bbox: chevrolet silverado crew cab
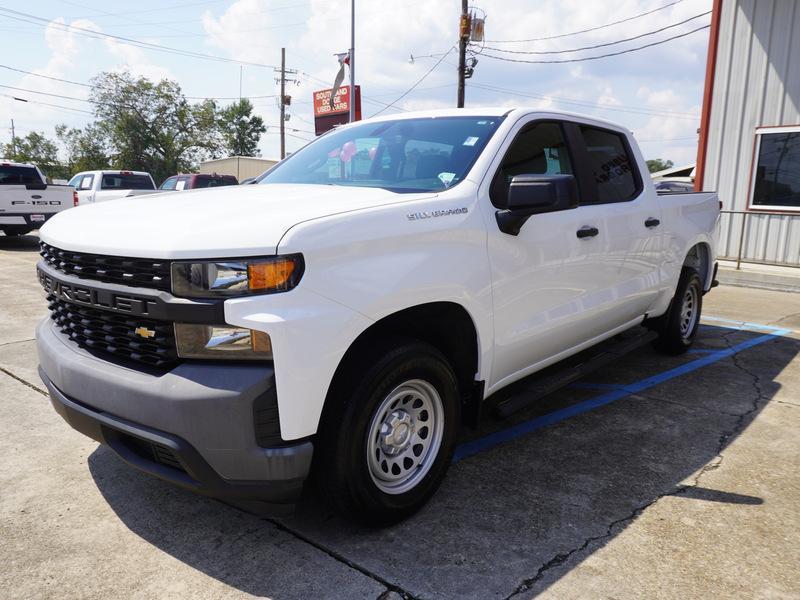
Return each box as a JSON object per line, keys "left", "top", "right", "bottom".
{"left": 68, "top": 170, "right": 158, "bottom": 205}
{"left": 1, "top": 160, "right": 76, "bottom": 236}
{"left": 35, "top": 108, "right": 719, "bottom": 524}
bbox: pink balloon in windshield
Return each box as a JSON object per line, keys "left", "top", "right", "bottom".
{"left": 340, "top": 141, "right": 357, "bottom": 163}
{"left": 328, "top": 147, "right": 341, "bottom": 158}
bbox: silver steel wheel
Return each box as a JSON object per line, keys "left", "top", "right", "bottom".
{"left": 366, "top": 379, "right": 445, "bottom": 495}
{"left": 679, "top": 283, "right": 699, "bottom": 338}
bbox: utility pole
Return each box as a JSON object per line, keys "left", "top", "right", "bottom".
{"left": 348, "top": 0, "right": 355, "bottom": 123}
{"left": 280, "top": 48, "right": 286, "bottom": 160}
{"left": 10, "top": 119, "right": 16, "bottom": 156}
{"left": 457, "top": 0, "right": 469, "bottom": 108}
{"left": 274, "top": 49, "right": 299, "bottom": 159}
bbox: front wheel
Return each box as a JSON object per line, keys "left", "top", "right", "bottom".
{"left": 651, "top": 267, "right": 704, "bottom": 355}
{"left": 316, "top": 339, "right": 460, "bottom": 526}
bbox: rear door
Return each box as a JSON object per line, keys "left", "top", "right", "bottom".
{"left": 574, "top": 124, "right": 663, "bottom": 322}
{"left": 73, "top": 173, "right": 95, "bottom": 204}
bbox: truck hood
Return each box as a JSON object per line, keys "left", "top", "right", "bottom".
{"left": 40, "top": 184, "right": 433, "bottom": 259}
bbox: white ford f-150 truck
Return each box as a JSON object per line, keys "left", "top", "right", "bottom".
{"left": 68, "top": 169, "right": 159, "bottom": 205}
{"left": 1, "top": 160, "right": 76, "bottom": 236}
{"left": 35, "top": 108, "right": 719, "bottom": 524}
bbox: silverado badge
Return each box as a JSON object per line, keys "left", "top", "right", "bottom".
{"left": 134, "top": 326, "right": 156, "bottom": 339}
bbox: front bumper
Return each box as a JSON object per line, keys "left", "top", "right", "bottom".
{"left": 37, "top": 318, "right": 313, "bottom": 504}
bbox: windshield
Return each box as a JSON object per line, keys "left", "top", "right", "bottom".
{"left": 257, "top": 116, "right": 503, "bottom": 192}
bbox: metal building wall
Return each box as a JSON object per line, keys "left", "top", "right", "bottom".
{"left": 702, "top": 0, "right": 800, "bottom": 266}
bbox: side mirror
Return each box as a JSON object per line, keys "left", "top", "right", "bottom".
{"left": 496, "top": 174, "right": 579, "bottom": 235}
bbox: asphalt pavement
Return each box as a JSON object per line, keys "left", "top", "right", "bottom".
{"left": 1, "top": 231, "right": 798, "bottom": 599}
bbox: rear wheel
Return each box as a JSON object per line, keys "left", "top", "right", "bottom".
{"left": 0, "top": 226, "right": 33, "bottom": 237}
{"left": 651, "top": 267, "right": 703, "bottom": 355}
{"left": 316, "top": 339, "right": 460, "bottom": 526}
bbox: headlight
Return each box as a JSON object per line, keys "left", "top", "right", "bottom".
{"left": 171, "top": 255, "right": 304, "bottom": 298}
{"left": 174, "top": 323, "right": 272, "bottom": 360}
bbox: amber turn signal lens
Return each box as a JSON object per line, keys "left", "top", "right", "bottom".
{"left": 248, "top": 258, "right": 296, "bottom": 291}
{"left": 250, "top": 329, "right": 272, "bottom": 353}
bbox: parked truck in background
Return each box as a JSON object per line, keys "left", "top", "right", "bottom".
{"left": 159, "top": 173, "right": 238, "bottom": 191}
{"left": 0, "top": 160, "right": 76, "bottom": 237}
{"left": 35, "top": 108, "right": 720, "bottom": 524}
{"left": 68, "top": 170, "right": 158, "bottom": 205}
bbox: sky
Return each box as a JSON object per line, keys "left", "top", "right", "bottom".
{"left": 0, "top": 0, "right": 712, "bottom": 168}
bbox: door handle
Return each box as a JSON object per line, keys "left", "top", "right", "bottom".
{"left": 644, "top": 217, "right": 661, "bottom": 228}
{"left": 576, "top": 226, "right": 599, "bottom": 239}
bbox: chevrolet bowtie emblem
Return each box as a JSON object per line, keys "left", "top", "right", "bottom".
{"left": 134, "top": 326, "right": 156, "bottom": 339}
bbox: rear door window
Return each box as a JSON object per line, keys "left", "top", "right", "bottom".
{"left": 579, "top": 126, "right": 640, "bottom": 203}
{"left": 192, "top": 176, "right": 236, "bottom": 188}
{"left": 160, "top": 176, "right": 178, "bottom": 190}
{"left": 0, "top": 165, "right": 39, "bottom": 185}
{"left": 101, "top": 174, "right": 154, "bottom": 190}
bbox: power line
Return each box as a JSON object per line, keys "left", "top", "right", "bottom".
{"left": 0, "top": 7, "right": 280, "bottom": 69}
{"left": 481, "top": 12, "right": 710, "bottom": 55}
{"left": 1, "top": 93, "right": 93, "bottom": 114}
{"left": 0, "top": 64, "right": 89, "bottom": 87}
{"left": 0, "top": 63, "right": 279, "bottom": 100}
{"left": 369, "top": 46, "right": 456, "bottom": 118}
{"left": 469, "top": 82, "right": 699, "bottom": 120}
{"left": 486, "top": 0, "right": 686, "bottom": 43}
{"left": 479, "top": 25, "right": 710, "bottom": 64}
{"left": 62, "top": 0, "right": 256, "bottom": 19}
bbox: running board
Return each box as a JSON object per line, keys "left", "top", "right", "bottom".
{"left": 494, "top": 328, "right": 659, "bottom": 418}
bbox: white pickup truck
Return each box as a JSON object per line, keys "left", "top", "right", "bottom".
{"left": 0, "top": 160, "right": 76, "bottom": 236}
{"left": 68, "top": 170, "right": 159, "bottom": 205}
{"left": 35, "top": 108, "right": 719, "bottom": 524}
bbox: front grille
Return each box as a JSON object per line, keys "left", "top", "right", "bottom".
{"left": 48, "top": 296, "right": 178, "bottom": 368}
{"left": 40, "top": 242, "right": 171, "bottom": 292}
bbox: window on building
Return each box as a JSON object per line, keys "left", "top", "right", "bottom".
{"left": 750, "top": 127, "right": 800, "bottom": 211}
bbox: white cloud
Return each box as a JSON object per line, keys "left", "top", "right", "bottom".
{"left": 1, "top": 0, "right": 714, "bottom": 162}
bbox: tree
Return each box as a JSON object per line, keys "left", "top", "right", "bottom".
{"left": 56, "top": 123, "right": 110, "bottom": 175}
{"left": 216, "top": 98, "right": 266, "bottom": 157}
{"left": 1, "top": 131, "right": 68, "bottom": 180}
{"left": 646, "top": 158, "right": 674, "bottom": 173}
{"left": 90, "top": 71, "right": 222, "bottom": 184}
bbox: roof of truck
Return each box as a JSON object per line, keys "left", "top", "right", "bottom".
{"left": 75, "top": 170, "right": 152, "bottom": 176}
{"left": 335, "top": 107, "right": 632, "bottom": 134}
{"left": 0, "top": 159, "right": 36, "bottom": 168}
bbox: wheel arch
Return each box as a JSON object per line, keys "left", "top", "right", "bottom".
{"left": 323, "top": 301, "right": 484, "bottom": 430}
{"left": 682, "top": 240, "right": 713, "bottom": 290}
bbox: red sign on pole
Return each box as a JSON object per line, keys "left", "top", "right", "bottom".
{"left": 313, "top": 86, "right": 361, "bottom": 135}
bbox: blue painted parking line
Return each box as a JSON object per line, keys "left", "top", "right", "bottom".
{"left": 702, "top": 315, "right": 788, "bottom": 333}
{"left": 453, "top": 319, "right": 792, "bottom": 463}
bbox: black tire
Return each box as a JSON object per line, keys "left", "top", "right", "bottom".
{"left": 1, "top": 226, "right": 33, "bottom": 237}
{"left": 315, "top": 338, "right": 460, "bottom": 526}
{"left": 651, "top": 267, "right": 703, "bottom": 355}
